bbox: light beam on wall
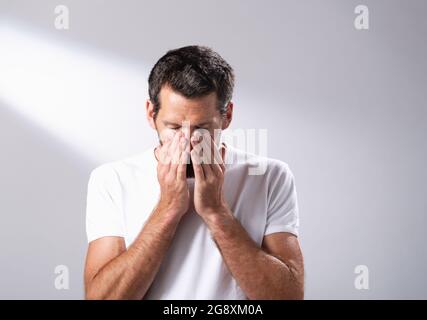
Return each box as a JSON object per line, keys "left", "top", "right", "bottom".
{"left": 0, "top": 22, "right": 155, "bottom": 164}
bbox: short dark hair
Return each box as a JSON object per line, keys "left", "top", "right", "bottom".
{"left": 148, "top": 45, "right": 235, "bottom": 118}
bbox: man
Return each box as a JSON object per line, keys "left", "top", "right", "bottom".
{"left": 84, "top": 46, "right": 304, "bottom": 300}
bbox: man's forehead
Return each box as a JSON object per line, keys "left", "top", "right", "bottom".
{"left": 159, "top": 85, "right": 218, "bottom": 108}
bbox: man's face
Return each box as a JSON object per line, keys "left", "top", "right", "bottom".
{"left": 150, "top": 85, "right": 227, "bottom": 147}
{"left": 146, "top": 85, "right": 232, "bottom": 177}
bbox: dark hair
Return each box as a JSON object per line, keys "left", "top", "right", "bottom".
{"left": 148, "top": 45, "right": 235, "bottom": 118}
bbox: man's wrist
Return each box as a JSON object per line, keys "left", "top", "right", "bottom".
{"left": 155, "top": 200, "right": 185, "bottom": 224}
{"left": 201, "top": 204, "right": 234, "bottom": 228}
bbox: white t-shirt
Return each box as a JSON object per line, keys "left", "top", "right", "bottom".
{"left": 86, "top": 144, "right": 299, "bottom": 299}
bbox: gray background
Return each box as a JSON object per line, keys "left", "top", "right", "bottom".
{"left": 0, "top": 0, "right": 426, "bottom": 299}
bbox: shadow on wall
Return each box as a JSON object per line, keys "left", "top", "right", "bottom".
{"left": 0, "top": 101, "right": 91, "bottom": 299}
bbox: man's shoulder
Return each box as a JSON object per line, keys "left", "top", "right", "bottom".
{"left": 89, "top": 147, "right": 155, "bottom": 181}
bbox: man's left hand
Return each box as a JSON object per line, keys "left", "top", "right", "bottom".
{"left": 190, "top": 133, "right": 230, "bottom": 221}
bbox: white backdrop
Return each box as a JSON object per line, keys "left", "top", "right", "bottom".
{"left": 0, "top": 0, "right": 426, "bottom": 299}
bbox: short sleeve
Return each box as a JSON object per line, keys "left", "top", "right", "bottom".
{"left": 264, "top": 162, "right": 300, "bottom": 237}
{"left": 85, "top": 165, "right": 126, "bottom": 243}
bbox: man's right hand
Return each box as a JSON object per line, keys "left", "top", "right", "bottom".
{"left": 85, "top": 130, "right": 191, "bottom": 299}
{"left": 156, "top": 131, "right": 190, "bottom": 218}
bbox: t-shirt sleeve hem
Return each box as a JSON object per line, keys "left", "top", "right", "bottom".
{"left": 264, "top": 225, "right": 299, "bottom": 237}
{"left": 87, "top": 232, "right": 126, "bottom": 243}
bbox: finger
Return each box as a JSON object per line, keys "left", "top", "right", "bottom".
{"left": 158, "top": 139, "right": 173, "bottom": 165}
{"left": 191, "top": 148, "right": 204, "bottom": 180}
{"left": 210, "top": 162, "right": 222, "bottom": 177}
{"left": 169, "top": 140, "right": 183, "bottom": 178}
{"left": 198, "top": 134, "right": 216, "bottom": 177}
{"left": 180, "top": 132, "right": 190, "bottom": 154}
{"left": 191, "top": 135, "right": 212, "bottom": 177}
{"left": 192, "top": 129, "right": 204, "bottom": 145}
{"left": 170, "top": 131, "right": 182, "bottom": 165}
{"left": 177, "top": 137, "right": 189, "bottom": 180}
{"left": 200, "top": 146, "right": 214, "bottom": 178}
{"left": 184, "top": 132, "right": 191, "bottom": 155}
{"left": 190, "top": 135, "right": 199, "bottom": 151}
{"left": 177, "top": 150, "right": 189, "bottom": 180}
{"left": 210, "top": 137, "right": 224, "bottom": 170}
{"left": 210, "top": 139, "right": 224, "bottom": 176}
{"left": 218, "top": 145, "right": 226, "bottom": 172}
{"left": 195, "top": 132, "right": 212, "bottom": 165}
{"left": 202, "top": 162, "right": 213, "bottom": 178}
{"left": 190, "top": 134, "right": 204, "bottom": 159}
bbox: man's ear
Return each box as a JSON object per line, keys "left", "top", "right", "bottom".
{"left": 146, "top": 99, "right": 157, "bottom": 130}
{"left": 221, "top": 101, "right": 233, "bottom": 130}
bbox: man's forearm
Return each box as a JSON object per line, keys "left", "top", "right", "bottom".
{"left": 203, "top": 209, "right": 303, "bottom": 300}
{"left": 86, "top": 205, "right": 181, "bottom": 300}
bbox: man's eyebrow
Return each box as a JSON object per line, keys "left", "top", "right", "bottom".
{"left": 194, "top": 122, "right": 211, "bottom": 127}
{"left": 163, "top": 120, "right": 181, "bottom": 126}
{"left": 163, "top": 120, "right": 211, "bottom": 127}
